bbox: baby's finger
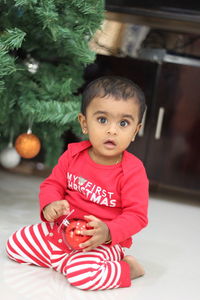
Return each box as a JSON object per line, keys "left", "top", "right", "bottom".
{"left": 56, "top": 207, "right": 66, "bottom": 216}
{"left": 45, "top": 213, "right": 55, "bottom": 222}
{"left": 84, "top": 215, "right": 99, "bottom": 223}
{"left": 82, "top": 241, "right": 100, "bottom": 252}
{"left": 86, "top": 221, "right": 98, "bottom": 229}
{"left": 76, "top": 229, "right": 95, "bottom": 236}
{"left": 82, "top": 245, "right": 95, "bottom": 252}
{"left": 79, "top": 239, "right": 96, "bottom": 251}
{"left": 60, "top": 202, "right": 69, "bottom": 211}
{"left": 48, "top": 217, "right": 55, "bottom": 222}
{"left": 63, "top": 200, "right": 70, "bottom": 209}
{"left": 59, "top": 203, "right": 70, "bottom": 215}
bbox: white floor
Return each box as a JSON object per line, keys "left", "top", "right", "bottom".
{"left": 0, "top": 169, "right": 200, "bottom": 300}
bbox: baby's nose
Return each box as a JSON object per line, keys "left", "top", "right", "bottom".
{"left": 106, "top": 123, "right": 117, "bottom": 135}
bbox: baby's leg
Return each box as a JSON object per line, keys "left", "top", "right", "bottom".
{"left": 6, "top": 222, "right": 52, "bottom": 268}
{"left": 63, "top": 244, "right": 131, "bottom": 290}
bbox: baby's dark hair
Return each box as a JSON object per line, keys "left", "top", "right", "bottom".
{"left": 81, "top": 76, "right": 146, "bottom": 123}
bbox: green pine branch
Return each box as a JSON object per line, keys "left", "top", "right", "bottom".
{"left": 1, "top": 28, "right": 26, "bottom": 51}
{"left": 0, "top": 46, "right": 17, "bottom": 77}
{"left": 0, "top": 0, "right": 105, "bottom": 166}
{"left": 14, "top": 0, "right": 38, "bottom": 6}
{"left": 19, "top": 97, "right": 81, "bottom": 125}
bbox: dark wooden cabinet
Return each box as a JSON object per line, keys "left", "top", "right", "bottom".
{"left": 143, "top": 61, "right": 200, "bottom": 192}
{"left": 85, "top": 54, "right": 200, "bottom": 193}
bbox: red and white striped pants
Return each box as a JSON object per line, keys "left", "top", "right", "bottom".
{"left": 6, "top": 222, "right": 131, "bottom": 290}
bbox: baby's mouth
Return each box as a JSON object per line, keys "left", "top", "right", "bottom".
{"left": 104, "top": 140, "right": 116, "bottom": 148}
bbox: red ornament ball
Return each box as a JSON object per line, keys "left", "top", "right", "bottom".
{"left": 63, "top": 219, "right": 92, "bottom": 250}
{"left": 15, "top": 133, "right": 41, "bottom": 159}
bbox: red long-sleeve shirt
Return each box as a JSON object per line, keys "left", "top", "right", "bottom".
{"left": 39, "top": 140, "right": 149, "bottom": 248}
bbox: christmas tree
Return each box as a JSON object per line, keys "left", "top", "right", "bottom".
{"left": 0, "top": 0, "right": 104, "bottom": 167}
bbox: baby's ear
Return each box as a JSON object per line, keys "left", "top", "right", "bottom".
{"left": 132, "top": 123, "right": 142, "bottom": 141}
{"left": 78, "top": 113, "right": 88, "bottom": 134}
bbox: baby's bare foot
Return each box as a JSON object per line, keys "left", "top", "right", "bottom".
{"left": 123, "top": 255, "right": 145, "bottom": 280}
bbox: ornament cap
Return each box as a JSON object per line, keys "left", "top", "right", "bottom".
{"left": 27, "top": 128, "right": 32, "bottom": 134}
{"left": 8, "top": 142, "right": 13, "bottom": 148}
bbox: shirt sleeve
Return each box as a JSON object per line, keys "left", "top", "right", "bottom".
{"left": 104, "top": 163, "right": 149, "bottom": 246}
{"left": 39, "top": 150, "right": 70, "bottom": 221}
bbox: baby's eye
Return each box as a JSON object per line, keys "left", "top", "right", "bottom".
{"left": 98, "top": 117, "right": 107, "bottom": 124}
{"left": 120, "top": 120, "right": 129, "bottom": 127}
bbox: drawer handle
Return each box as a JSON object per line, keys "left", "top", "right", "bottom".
{"left": 155, "top": 107, "right": 165, "bottom": 139}
{"left": 138, "top": 107, "right": 147, "bottom": 137}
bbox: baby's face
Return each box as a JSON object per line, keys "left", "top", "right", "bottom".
{"left": 79, "top": 95, "right": 141, "bottom": 165}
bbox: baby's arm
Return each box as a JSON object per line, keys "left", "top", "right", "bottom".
{"left": 43, "top": 199, "right": 70, "bottom": 222}
{"left": 79, "top": 162, "right": 148, "bottom": 251}
{"left": 39, "top": 150, "right": 70, "bottom": 221}
{"left": 104, "top": 163, "right": 149, "bottom": 246}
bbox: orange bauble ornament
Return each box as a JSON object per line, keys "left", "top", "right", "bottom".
{"left": 15, "top": 132, "right": 41, "bottom": 159}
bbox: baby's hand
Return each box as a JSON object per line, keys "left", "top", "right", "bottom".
{"left": 79, "top": 215, "right": 111, "bottom": 252}
{"left": 43, "top": 200, "right": 70, "bottom": 222}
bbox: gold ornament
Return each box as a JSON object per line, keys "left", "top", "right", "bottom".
{"left": 15, "top": 132, "right": 41, "bottom": 159}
